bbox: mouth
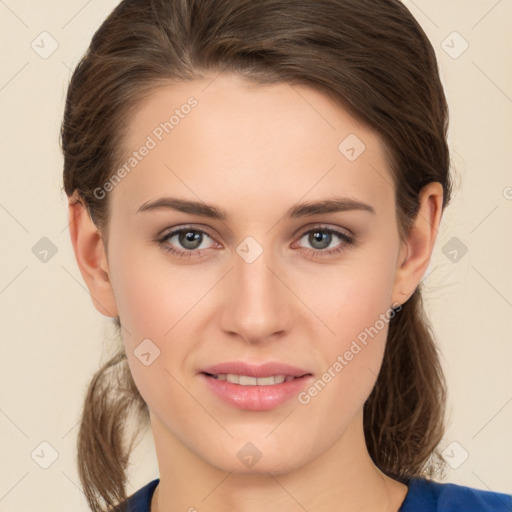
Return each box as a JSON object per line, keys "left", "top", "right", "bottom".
{"left": 201, "top": 372, "right": 310, "bottom": 385}
{"left": 199, "top": 366, "right": 314, "bottom": 411}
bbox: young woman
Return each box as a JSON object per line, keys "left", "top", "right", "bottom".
{"left": 61, "top": 0, "right": 512, "bottom": 511}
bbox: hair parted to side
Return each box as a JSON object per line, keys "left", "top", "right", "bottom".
{"left": 61, "top": 0, "right": 452, "bottom": 510}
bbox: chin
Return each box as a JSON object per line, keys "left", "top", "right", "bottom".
{"left": 224, "top": 459, "right": 303, "bottom": 476}
{"left": 201, "top": 443, "right": 310, "bottom": 476}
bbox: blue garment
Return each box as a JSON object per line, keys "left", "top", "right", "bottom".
{"left": 399, "top": 478, "right": 512, "bottom": 511}
{"left": 119, "top": 477, "right": 512, "bottom": 511}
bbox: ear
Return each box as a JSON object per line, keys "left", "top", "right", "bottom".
{"left": 67, "top": 195, "right": 118, "bottom": 317}
{"left": 391, "top": 182, "right": 444, "bottom": 306}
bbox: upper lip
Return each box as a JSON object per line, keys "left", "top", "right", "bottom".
{"left": 200, "top": 361, "right": 312, "bottom": 378}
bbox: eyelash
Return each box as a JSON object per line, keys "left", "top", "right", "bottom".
{"left": 157, "top": 225, "right": 354, "bottom": 259}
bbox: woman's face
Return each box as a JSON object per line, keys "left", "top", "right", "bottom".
{"left": 104, "top": 74, "right": 405, "bottom": 474}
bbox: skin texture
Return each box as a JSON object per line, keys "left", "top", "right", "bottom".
{"left": 68, "top": 74, "right": 443, "bottom": 512}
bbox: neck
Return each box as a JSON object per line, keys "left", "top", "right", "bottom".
{"left": 150, "top": 409, "right": 408, "bottom": 512}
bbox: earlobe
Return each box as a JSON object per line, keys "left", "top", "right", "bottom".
{"left": 391, "top": 182, "right": 444, "bottom": 305}
{"left": 68, "top": 195, "right": 118, "bottom": 317}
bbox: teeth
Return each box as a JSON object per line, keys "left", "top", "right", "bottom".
{"left": 239, "top": 375, "right": 258, "bottom": 385}
{"left": 212, "top": 374, "right": 296, "bottom": 385}
{"left": 226, "top": 374, "right": 240, "bottom": 384}
{"left": 256, "top": 376, "right": 279, "bottom": 385}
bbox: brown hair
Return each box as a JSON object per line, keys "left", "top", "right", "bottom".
{"left": 61, "top": 0, "right": 451, "bottom": 510}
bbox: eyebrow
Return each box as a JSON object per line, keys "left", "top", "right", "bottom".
{"left": 136, "top": 196, "right": 375, "bottom": 219}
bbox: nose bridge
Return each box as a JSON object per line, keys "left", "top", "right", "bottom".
{"left": 220, "top": 239, "right": 289, "bottom": 342}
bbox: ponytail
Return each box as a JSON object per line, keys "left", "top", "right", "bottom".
{"left": 364, "top": 288, "right": 447, "bottom": 482}
{"left": 76, "top": 332, "right": 148, "bottom": 512}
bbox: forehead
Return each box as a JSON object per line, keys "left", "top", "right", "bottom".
{"left": 112, "top": 74, "right": 394, "bottom": 218}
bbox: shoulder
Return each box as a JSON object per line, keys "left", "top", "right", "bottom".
{"left": 116, "top": 478, "right": 159, "bottom": 512}
{"left": 399, "top": 477, "right": 512, "bottom": 512}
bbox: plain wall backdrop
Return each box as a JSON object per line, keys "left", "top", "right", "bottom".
{"left": 1, "top": 1, "right": 511, "bottom": 510}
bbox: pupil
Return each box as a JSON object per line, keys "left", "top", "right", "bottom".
{"left": 310, "top": 231, "right": 330, "bottom": 250}
{"left": 180, "top": 230, "right": 202, "bottom": 249}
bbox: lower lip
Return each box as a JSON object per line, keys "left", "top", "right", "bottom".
{"left": 200, "top": 373, "right": 313, "bottom": 411}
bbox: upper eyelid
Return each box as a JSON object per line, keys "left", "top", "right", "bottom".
{"left": 160, "top": 225, "right": 216, "bottom": 241}
{"left": 296, "top": 224, "right": 353, "bottom": 238}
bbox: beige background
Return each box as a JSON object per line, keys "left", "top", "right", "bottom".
{"left": 1, "top": 1, "right": 511, "bottom": 510}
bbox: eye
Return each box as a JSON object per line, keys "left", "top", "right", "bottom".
{"left": 293, "top": 226, "right": 354, "bottom": 257}
{"left": 157, "top": 227, "right": 219, "bottom": 258}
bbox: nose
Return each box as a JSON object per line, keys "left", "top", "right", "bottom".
{"left": 218, "top": 244, "right": 293, "bottom": 345}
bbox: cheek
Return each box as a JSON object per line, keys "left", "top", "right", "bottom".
{"left": 108, "top": 241, "right": 212, "bottom": 340}
{"left": 297, "top": 242, "right": 398, "bottom": 342}
{"left": 295, "top": 242, "right": 398, "bottom": 410}
{"left": 107, "top": 244, "right": 219, "bottom": 411}
{"left": 297, "top": 295, "right": 392, "bottom": 432}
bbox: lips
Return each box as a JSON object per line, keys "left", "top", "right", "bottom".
{"left": 200, "top": 361, "right": 311, "bottom": 379}
{"left": 198, "top": 361, "right": 313, "bottom": 410}
{"left": 206, "top": 374, "right": 297, "bottom": 385}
